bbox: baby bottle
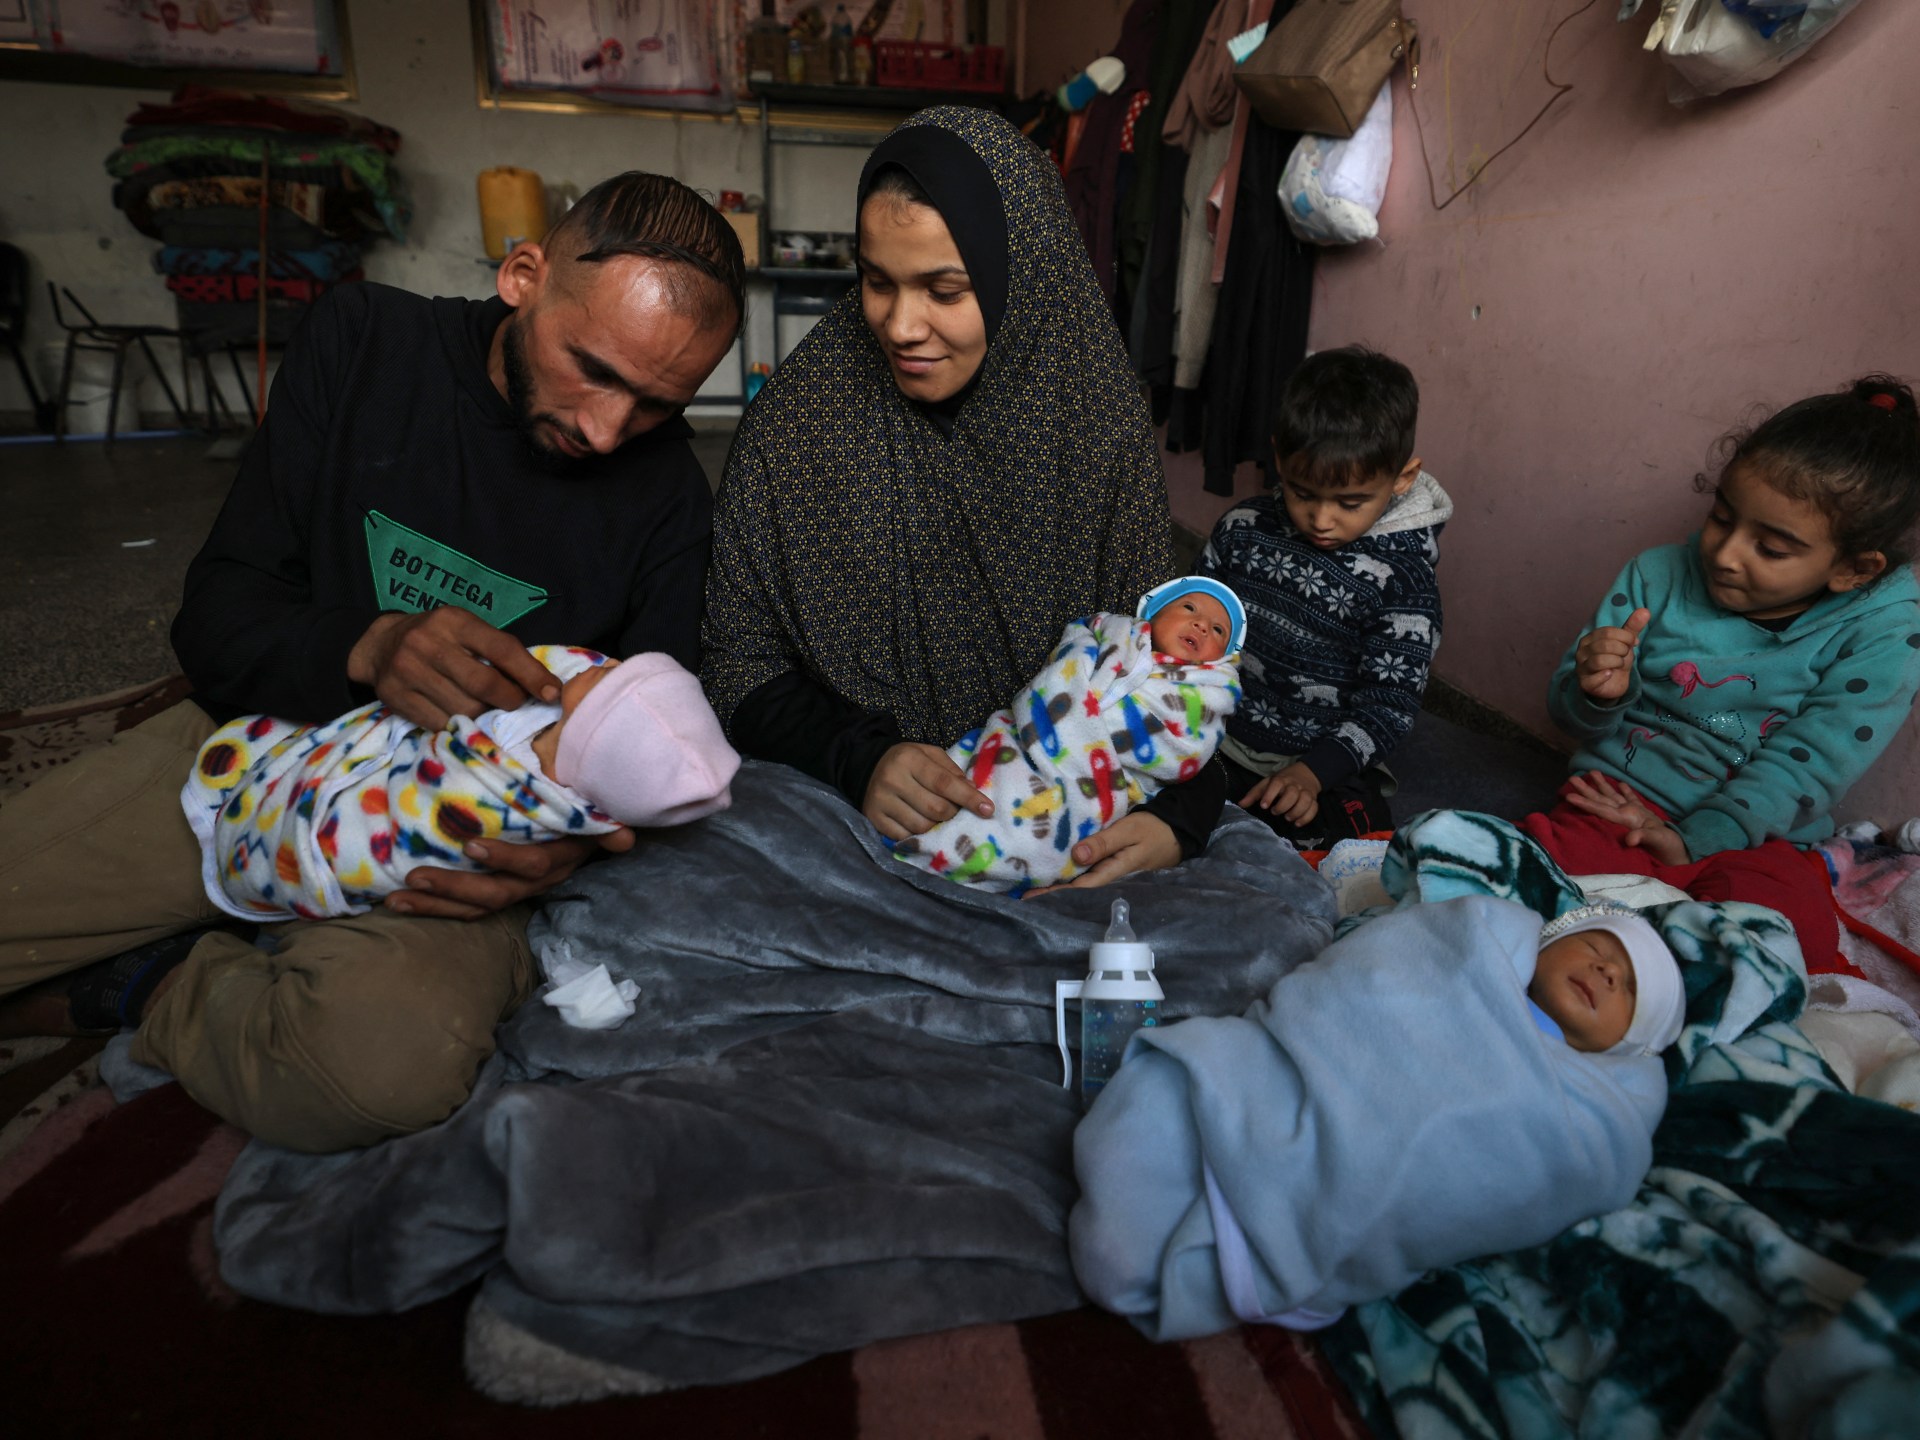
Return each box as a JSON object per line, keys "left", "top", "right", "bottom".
{"left": 1055, "top": 898, "right": 1162, "bottom": 1103}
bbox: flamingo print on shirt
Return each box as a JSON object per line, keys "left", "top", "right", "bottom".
{"left": 1669, "top": 661, "right": 1756, "bottom": 698}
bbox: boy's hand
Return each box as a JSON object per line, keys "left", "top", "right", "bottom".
{"left": 1562, "top": 770, "right": 1691, "bottom": 867}
{"left": 1574, "top": 608, "right": 1650, "bottom": 703}
{"left": 1240, "top": 761, "right": 1322, "bottom": 827}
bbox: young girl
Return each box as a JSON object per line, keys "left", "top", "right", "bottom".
{"left": 1525, "top": 376, "right": 1920, "bottom": 975}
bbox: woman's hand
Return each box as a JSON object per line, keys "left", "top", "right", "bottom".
{"left": 386, "top": 830, "right": 636, "bottom": 919}
{"left": 1562, "top": 770, "right": 1691, "bottom": 867}
{"left": 863, "top": 742, "right": 993, "bottom": 841}
{"left": 1574, "top": 608, "right": 1650, "bottom": 703}
{"left": 1026, "top": 812, "right": 1183, "bottom": 897}
{"left": 1239, "top": 761, "right": 1322, "bottom": 826}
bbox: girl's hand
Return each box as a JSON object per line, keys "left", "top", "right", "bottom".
{"left": 1025, "top": 812, "right": 1183, "bottom": 897}
{"left": 1574, "top": 608, "right": 1651, "bottom": 702}
{"left": 1562, "top": 770, "right": 1691, "bottom": 867}
{"left": 863, "top": 742, "right": 993, "bottom": 841}
{"left": 1239, "top": 761, "right": 1322, "bottom": 826}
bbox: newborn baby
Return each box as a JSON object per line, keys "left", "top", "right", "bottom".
{"left": 1070, "top": 894, "right": 1686, "bottom": 1342}
{"left": 891, "top": 577, "right": 1245, "bottom": 894}
{"left": 183, "top": 646, "right": 739, "bottom": 921}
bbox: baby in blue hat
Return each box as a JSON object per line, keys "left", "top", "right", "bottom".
{"left": 890, "top": 579, "right": 1246, "bottom": 895}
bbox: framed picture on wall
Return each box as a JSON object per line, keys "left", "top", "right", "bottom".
{"left": 476, "top": 0, "right": 733, "bottom": 114}
{"left": 0, "top": 0, "right": 353, "bottom": 97}
{"left": 0, "top": 0, "right": 38, "bottom": 47}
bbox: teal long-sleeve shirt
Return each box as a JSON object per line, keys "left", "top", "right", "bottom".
{"left": 1547, "top": 541, "right": 1920, "bottom": 859}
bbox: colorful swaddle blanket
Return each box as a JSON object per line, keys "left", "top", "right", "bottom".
{"left": 891, "top": 613, "right": 1240, "bottom": 894}
{"left": 182, "top": 645, "right": 620, "bottom": 921}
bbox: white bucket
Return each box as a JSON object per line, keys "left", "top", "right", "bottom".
{"left": 38, "top": 341, "right": 144, "bottom": 435}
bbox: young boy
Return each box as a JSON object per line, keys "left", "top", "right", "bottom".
{"left": 1195, "top": 346, "right": 1452, "bottom": 847}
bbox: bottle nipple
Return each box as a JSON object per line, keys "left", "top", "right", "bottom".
{"left": 1104, "top": 898, "right": 1137, "bottom": 945}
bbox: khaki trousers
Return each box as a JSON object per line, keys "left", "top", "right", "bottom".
{"left": 0, "top": 701, "right": 538, "bottom": 1152}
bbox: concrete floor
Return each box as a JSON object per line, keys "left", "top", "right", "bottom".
{"left": 0, "top": 421, "right": 1565, "bottom": 820}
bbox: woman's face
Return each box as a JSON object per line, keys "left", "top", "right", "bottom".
{"left": 857, "top": 194, "right": 988, "bottom": 405}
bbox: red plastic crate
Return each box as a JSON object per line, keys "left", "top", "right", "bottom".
{"left": 873, "top": 40, "right": 1005, "bottom": 93}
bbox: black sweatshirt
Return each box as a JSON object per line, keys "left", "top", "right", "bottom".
{"left": 173, "top": 283, "right": 713, "bottom": 724}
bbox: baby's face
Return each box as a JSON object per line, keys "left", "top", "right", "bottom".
{"left": 1149, "top": 594, "right": 1233, "bottom": 663}
{"left": 1528, "top": 928, "right": 1637, "bottom": 1053}
{"left": 532, "top": 662, "right": 616, "bottom": 779}
{"left": 556, "top": 662, "right": 614, "bottom": 727}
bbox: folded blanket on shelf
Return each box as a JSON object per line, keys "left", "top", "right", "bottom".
{"left": 124, "top": 84, "right": 403, "bottom": 153}
{"left": 166, "top": 273, "right": 355, "bottom": 304}
{"left": 107, "top": 135, "right": 409, "bottom": 241}
{"left": 154, "top": 242, "right": 364, "bottom": 281}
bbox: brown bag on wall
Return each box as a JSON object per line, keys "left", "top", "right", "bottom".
{"left": 1234, "top": 0, "right": 1416, "bottom": 138}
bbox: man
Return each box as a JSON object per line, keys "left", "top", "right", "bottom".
{"left": 0, "top": 172, "right": 743, "bottom": 1152}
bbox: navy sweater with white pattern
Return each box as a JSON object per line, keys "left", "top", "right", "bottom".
{"left": 1195, "top": 473, "right": 1452, "bottom": 788}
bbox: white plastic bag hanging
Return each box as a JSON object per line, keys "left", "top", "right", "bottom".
{"left": 1278, "top": 81, "right": 1394, "bottom": 246}
{"left": 1638, "top": 0, "right": 1867, "bottom": 101}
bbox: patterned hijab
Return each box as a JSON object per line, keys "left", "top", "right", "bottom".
{"left": 702, "top": 106, "right": 1176, "bottom": 748}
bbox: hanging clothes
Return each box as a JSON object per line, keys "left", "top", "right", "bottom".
{"left": 1062, "top": 0, "right": 1161, "bottom": 304}
{"left": 1196, "top": 111, "right": 1316, "bottom": 493}
{"left": 1157, "top": 0, "right": 1261, "bottom": 398}
{"left": 1116, "top": 0, "right": 1214, "bottom": 335}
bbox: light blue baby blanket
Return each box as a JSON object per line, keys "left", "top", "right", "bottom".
{"left": 1069, "top": 891, "right": 1667, "bottom": 1341}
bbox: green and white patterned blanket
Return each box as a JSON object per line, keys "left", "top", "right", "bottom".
{"left": 1320, "top": 810, "right": 1920, "bottom": 1439}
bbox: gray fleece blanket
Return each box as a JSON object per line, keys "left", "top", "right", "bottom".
{"left": 212, "top": 761, "right": 1336, "bottom": 1398}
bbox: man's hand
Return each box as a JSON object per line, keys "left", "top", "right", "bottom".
{"left": 1239, "top": 761, "right": 1322, "bottom": 827}
{"left": 1574, "top": 608, "right": 1650, "bottom": 703}
{"left": 1026, "top": 812, "right": 1183, "bottom": 897}
{"left": 1562, "top": 770, "right": 1691, "bottom": 867}
{"left": 386, "top": 829, "right": 637, "bottom": 920}
{"left": 864, "top": 742, "right": 993, "bottom": 841}
{"left": 348, "top": 607, "right": 561, "bottom": 731}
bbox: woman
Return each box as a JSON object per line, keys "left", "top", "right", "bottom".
{"left": 703, "top": 107, "right": 1223, "bottom": 886}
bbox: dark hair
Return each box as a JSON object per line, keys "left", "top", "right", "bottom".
{"left": 1272, "top": 345, "right": 1419, "bottom": 488}
{"left": 863, "top": 162, "right": 934, "bottom": 210}
{"left": 544, "top": 171, "right": 746, "bottom": 334}
{"left": 1696, "top": 375, "right": 1920, "bottom": 565}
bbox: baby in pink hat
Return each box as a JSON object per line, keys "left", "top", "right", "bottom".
{"left": 182, "top": 646, "right": 739, "bottom": 921}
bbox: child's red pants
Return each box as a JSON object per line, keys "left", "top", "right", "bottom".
{"left": 1520, "top": 779, "right": 1852, "bottom": 977}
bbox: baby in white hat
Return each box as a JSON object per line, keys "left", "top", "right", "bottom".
{"left": 183, "top": 646, "right": 739, "bottom": 921}
{"left": 1527, "top": 904, "right": 1688, "bottom": 1058}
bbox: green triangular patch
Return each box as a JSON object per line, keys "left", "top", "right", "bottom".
{"left": 364, "top": 510, "right": 549, "bottom": 628}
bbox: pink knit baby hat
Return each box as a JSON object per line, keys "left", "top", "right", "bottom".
{"left": 551, "top": 653, "right": 739, "bottom": 828}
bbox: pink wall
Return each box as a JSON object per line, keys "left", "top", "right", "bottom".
{"left": 1293, "top": 0, "right": 1920, "bottom": 825}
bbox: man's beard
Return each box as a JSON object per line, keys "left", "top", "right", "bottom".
{"left": 501, "top": 316, "right": 589, "bottom": 472}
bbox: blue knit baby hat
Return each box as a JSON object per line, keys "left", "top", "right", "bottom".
{"left": 1137, "top": 576, "right": 1247, "bottom": 655}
